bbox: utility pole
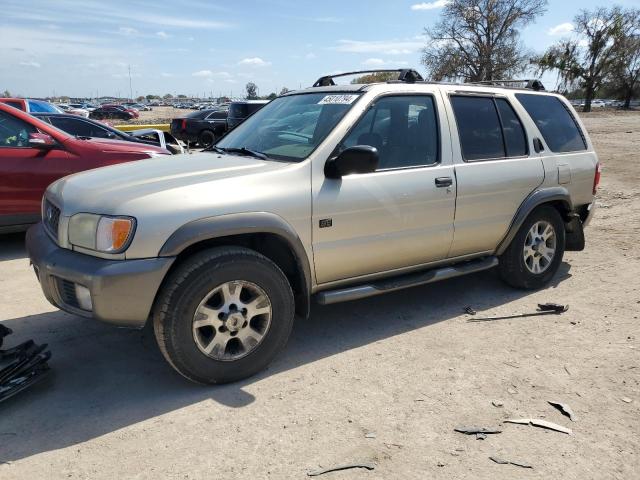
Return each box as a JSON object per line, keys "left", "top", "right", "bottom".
{"left": 128, "top": 64, "right": 133, "bottom": 102}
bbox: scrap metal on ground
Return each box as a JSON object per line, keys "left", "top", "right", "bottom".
{"left": 0, "top": 325, "right": 51, "bottom": 403}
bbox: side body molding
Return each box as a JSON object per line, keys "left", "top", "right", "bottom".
{"left": 495, "top": 187, "right": 573, "bottom": 256}
{"left": 159, "top": 212, "right": 312, "bottom": 317}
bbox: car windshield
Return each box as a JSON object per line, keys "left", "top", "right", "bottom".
{"left": 216, "top": 92, "right": 362, "bottom": 162}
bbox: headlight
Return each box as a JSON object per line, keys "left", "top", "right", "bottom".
{"left": 68, "top": 214, "right": 136, "bottom": 253}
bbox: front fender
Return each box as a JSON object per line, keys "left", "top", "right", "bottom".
{"left": 158, "top": 212, "right": 312, "bottom": 317}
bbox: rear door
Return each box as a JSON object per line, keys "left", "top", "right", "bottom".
{"left": 444, "top": 92, "right": 544, "bottom": 257}
{"left": 0, "top": 110, "right": 72, "bottom": 224}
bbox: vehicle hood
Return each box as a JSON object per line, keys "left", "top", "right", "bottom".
{"left": 48, "top": 151, "right": 290, "bottom": 215}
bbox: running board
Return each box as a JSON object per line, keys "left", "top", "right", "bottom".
{"left": 316, "top": 256, "right": 498, "bottom": 305}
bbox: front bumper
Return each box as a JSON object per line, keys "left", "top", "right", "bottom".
{"left": 26, "top": 223, "right": 175, "bottom": 328}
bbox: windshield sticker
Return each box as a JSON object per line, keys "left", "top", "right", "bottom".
{"left": 318, "top": 94, "right": 359, "bottom": 105}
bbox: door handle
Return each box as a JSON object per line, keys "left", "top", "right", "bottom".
{"left": 435, "top": 177, "right": 453, "bottom": 188}
{"left": 533, "top": 137, "right": 545, "bottom": 153}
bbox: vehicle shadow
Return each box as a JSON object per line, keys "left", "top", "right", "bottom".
{"left": 0, "top": 264, "right": 571, "bottom": 462}
{"left": 0, "top": 233, "right": 27, "bottom": 261}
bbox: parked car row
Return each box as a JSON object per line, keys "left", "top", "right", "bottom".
{"left": 170, "top": 100, "right": 269, "bottom": 147}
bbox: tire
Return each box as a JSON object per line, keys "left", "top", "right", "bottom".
{"left": 153, "top": 247, "right": 295, "bottom": 384}
{"left": 198, "top": 130, "right": 216, "bottom": 148}
{"left": 498, "top": 206, "right": 565, "bottom": 289}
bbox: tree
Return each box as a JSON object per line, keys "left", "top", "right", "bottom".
{"left": 265, "top": 92, "right": 277, "bottom": 100}
{"left": 2, "top": 90, "right": 10, "bottom": 97}
{"left": 163, "top": 93, "right": 173, "bottom": 99}
{"left": 350, "top": 72, "right": 397, "bottom": 84}
{"left": 422, "top": 0, "right": 547, "bottom": 82}
{"left": 177, "top": 94, "right": 187, "bottom": 99}
{"left": 609, "top": 11, "right": 640, "bottom": 109}
{"left": 136, "top": 95, "right": 145, "bottom": 102}
{"left": 245, "top": 82, "right": 258, "bottom": 99}
{"left": 279, "top": 87, "right": 290, "bottom": 96}
{"left": 534, "top": 7, "right": 638, "bottom": 112}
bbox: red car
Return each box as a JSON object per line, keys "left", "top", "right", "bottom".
{"left": 0, "top": 103, "right": 170, "bottom": 233}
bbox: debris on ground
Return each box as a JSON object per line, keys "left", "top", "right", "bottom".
{"left": 0, "top": 326, "right": 52, "bottom": 403}
{"left": 548, "top": 401, "right": 577, "bottom": 421}
{"left": 464, "top": 306, "right": 477, "bottom": 315}
{"left": 564, "top": 365, "right": 572, "bottom": 376}
{"left": 467, "top": 303, "right": 568, "bottom": 322}
{"left": 454, "top": 426, "right": 502, "bottom": 435}
{"left": 621, "top": 397, "right": 632, "bottom": 403}
{"left": 489, "top": 456, "right": 533, "bottom": 469}
{"left": 504, "top": 418, "right": 572, "bottom": 435}
{"left": 307, "top": 462, "right": 375, "bottom": 476}
{"left": 364, "top": 432, "right": 376, "bottom": 439}
{"left": 475, "top": 433, "right": 487, "bottom": 440}
{"left": 492, "top": 400, "right": 504, "bottom": 408}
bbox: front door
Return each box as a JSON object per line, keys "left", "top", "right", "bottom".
{"left": 312, "top": 93, "right": 456, "bottom": 285}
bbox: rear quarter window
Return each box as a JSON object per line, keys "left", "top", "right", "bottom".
{"left": 515, "top": 94, "right": 587, "bottom": 153}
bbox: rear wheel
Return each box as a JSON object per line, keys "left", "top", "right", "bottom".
{"left": 153, "top": 247, "right": 295, "bottom": 384}
{"left": 198, "top": 130, "right": 216, "bottom": 148}
{"left": 498, "top": 206, "right": 565, "bottom": 289}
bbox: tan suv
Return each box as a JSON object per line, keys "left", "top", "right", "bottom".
{"left": 27, "top": 69, "right": 600, "bottom": 384}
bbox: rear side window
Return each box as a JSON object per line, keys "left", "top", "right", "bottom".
{"left": 1, "top": 100, "right": 24, "bottom": 111}
{"left": 515, "top": 94, "right": 586, "bottom": 153}
{"left": 451, "top": 96, "right": 504, "bottom": 160}
{"left": 49, "top": 117, "right": 112, "bottom": 138}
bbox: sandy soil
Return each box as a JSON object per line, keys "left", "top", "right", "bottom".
{"left": 0, "top": 112, "right": 638, "bottom": 479}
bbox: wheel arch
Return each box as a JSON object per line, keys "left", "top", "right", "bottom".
{"left": 495, "top": 187, "right": 573, "bottom": 256}
{"left": 158, "top": 213, "right": 312, "bottom": 319}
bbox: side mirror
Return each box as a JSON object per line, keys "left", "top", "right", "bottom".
{"left": 325, "top": 145, "right": 379, "bottom": 179}
{"left": 28, "top": 132, "right": 57, "bottom": 150}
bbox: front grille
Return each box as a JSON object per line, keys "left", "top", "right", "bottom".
{"left": 56, "top": 278, "right": 80, "bottom": 309}
{"left": 43, "top": 200, "right": 60, "bottom": 239}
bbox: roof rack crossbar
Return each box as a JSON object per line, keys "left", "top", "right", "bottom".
{"left": 312, "top": 69, "right": 424, "bottom": 87}
{"left": 469, "top": 79, "right": 545, "bottom": 91}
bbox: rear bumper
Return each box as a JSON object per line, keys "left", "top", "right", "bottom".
{"left": 26, "top": 223, "right": 175, "bottom": 328}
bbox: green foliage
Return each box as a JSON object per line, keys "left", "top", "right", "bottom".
{"left": 163, "top": 94, "right": 173, "bottom": 99}
{"left": 533, "top": 6, "right": 639, "bottom": 111}
{"left": 350, "top": 72, "right": 397, "bottom": 84}
{"left": 245, "top": 82, "right": 258, "bottom": 100}
{"left": 422, "top": 0, "right": 547, "bottom": 82}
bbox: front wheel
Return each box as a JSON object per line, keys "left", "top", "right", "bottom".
{"left": 153, "top": 247, "right": 295, "bottom": 384}
{"left": 498, "top": 206, "right": 565, "bottom": 289}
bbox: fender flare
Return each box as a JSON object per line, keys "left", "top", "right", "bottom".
{"left": 495, "top": 187, "right": 573, "bottom": 256}
{"left": 159, "top": 212, "right": 312, "bottom": 317}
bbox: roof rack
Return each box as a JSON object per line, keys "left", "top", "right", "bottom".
{"left": 312, "top": 69, "right": 424, "bottom": 87}
{"left": 469, "top": 79, "right": 546, "bottom": 91}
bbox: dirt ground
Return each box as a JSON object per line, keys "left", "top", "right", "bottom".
{"left": 0, "top": 112, "right": 638, "bottom": 479}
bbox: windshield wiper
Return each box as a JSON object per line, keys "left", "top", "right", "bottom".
{"left": 210, "top": 146, "right": 268, "bottom": 160}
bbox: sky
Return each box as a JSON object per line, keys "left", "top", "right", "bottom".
{"left": 1, "top": 0, "right": 637, "bottom": 99}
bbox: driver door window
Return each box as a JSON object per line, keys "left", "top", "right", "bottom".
{"left": 0, "top": 111, "right": 37, "bottom": 148}
{"left": 340, "top": 95, "right": 439, "bottom": 170}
